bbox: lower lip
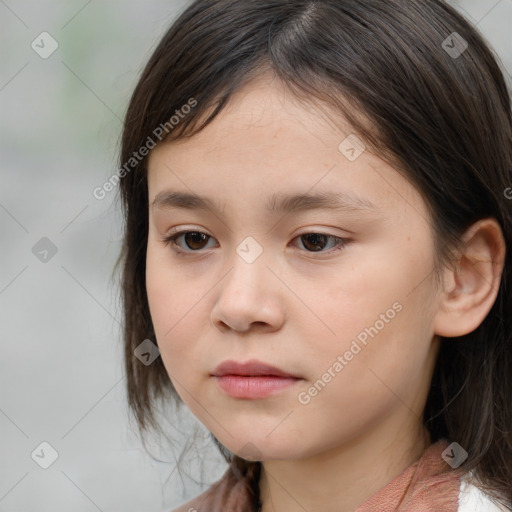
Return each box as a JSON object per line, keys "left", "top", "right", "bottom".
{"left": 214, "top": 375, "right": 301, "bottom": 399}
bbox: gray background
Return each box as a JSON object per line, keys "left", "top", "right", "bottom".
{"left": 1, "top": 1, "right": 511, "bottom": 511}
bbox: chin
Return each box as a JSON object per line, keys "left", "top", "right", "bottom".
{"left": 223, "top": 437, "right": 301, "bottom": 462}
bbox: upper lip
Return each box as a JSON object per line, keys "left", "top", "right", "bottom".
{"left": 212, "top": 359, "right": 300, "bottom": 378}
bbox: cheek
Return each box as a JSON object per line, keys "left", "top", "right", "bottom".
{"left": 146, "top": 240, "right": 190, "bottom": 324}
{"left": 145, "top": 247, "right": 212, "bottom": 375}
{"left": 293, "top": 309, "right": 433, "bottom": 446}
{"left": 146, "top": 247, "right": 185, "bottom": 351}
{"left": 306, "top": 248, "right": 436, "bottom": 395}
{"left": 146, "top": 247, "right": 170, "bottom": 328}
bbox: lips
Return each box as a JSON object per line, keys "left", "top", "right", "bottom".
{"left": 212, "top": 359, "right": 299, "bottom": 378}
{"left": 212, "top": 359, "right": 302, "bottom": 399}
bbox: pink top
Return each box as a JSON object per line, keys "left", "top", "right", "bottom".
{"left": 171, "top": 439, "right": 508, "bottom": 511}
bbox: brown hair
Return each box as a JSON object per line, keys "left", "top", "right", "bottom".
{"left": 114, "top": 0, "right": 512, "bottom": 507}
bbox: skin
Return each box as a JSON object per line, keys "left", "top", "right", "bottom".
{"left": 145, "top": 72, "right": 506, "bottom": 512}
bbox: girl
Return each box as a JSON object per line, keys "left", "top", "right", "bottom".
{"left": 114, "top": 0, "right": 512, "bottom": 510}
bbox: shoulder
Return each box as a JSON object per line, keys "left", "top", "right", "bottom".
{"left": 458, "top": 472, "right": 512, "bottom": 512}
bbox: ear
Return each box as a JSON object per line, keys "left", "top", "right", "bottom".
{"left": 433, "top": 218, "right": 506, "bottom": 337}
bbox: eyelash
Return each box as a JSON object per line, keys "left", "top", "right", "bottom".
{"left": 161, "top": 230, "right": 349, "bottom": 257}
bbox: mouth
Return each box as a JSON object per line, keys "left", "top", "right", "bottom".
{"left": 211, "top": 359, "right": 302, "bottom": 399}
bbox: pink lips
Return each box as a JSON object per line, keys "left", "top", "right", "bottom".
{"left": 212, "top": 359, "right": 302, "bottom": 399}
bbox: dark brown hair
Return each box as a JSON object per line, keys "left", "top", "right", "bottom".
{"left": 114, "top": 0, "right": 512, "bottom": 507}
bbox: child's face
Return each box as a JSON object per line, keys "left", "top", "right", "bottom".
{"left": 146, "top": 73, "right": 441, "bottom": 460}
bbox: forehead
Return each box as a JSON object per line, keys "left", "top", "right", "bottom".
{"left": 146, "top": 74, "right": 429, "bottom": 225}
{"left": 166, "top": 73, "right": 357, "bottom": 152}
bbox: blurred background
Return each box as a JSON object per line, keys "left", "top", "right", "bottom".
{"left": 1, "top": 1, "right": 511, "bottom": 510}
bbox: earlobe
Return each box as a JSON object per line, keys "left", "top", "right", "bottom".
{"left": 433, "top": 218, "right": 506, "bottom": 338}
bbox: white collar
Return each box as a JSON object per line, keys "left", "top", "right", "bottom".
{"left": 458, "top": 471, "right": 511, "bottom": 512}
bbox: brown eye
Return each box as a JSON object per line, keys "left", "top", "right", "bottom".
{"left": 162, "top": 231, "right": 215, "bottom": 252}
{"left": 299, "top": 233, "right": 330, "bottom": 252}
{"left": 162, "top": 230, "right": 348, "bottom": 256}
{"left": 294, "top": 233, "right": 347, "bottom": 253}
{"left": 181, "top": 232, "right": 210, "bottom": 250}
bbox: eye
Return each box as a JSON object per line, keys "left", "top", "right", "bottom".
{"left": 292, "top": 232, "right": 347, "bottom": 253}
{"left": 161, "top": 230, "right": 348, "bottom": 256}
{"left": 162, "top": 231, "right": 216, "bottom": 254}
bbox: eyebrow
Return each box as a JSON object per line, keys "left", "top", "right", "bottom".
{"left": 151, "top": 189, "right": 381, "bottom": 216}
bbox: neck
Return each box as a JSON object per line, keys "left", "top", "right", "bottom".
{"left": 259, "top": 417, "right": 431, "bottom": 512}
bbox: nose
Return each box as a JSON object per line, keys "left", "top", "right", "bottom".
{"left": 210, "top": 243, "right": 286, "bottom": 334}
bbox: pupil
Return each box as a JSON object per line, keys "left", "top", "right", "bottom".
{"left": 303, "top": 234, "right": 327, "bottom": 252}
{"left": 186, "top": 232, "right": 208, "bottom": 250}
